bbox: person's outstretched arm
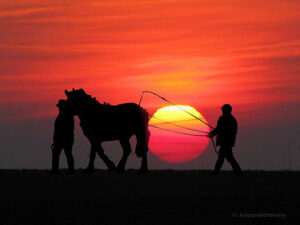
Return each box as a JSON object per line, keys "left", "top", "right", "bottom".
{"left": 207, "top": 118, "right": 220, "bottom": 138}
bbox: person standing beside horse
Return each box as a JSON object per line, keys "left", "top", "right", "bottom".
{"left": 51, "top": 99, "right": 75, "bottom": 174}
{"left": 207, "top": 104, "right": 243, "bottom": 176}
{"left": 65, "top": 89, "right": 150, "bottom": 174}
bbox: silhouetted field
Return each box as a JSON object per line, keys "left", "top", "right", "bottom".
{"left": 0, "top": 170, "right": 298, "bottom": 225}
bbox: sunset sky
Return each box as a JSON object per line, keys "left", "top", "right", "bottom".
{"left": 1, "top": 0, "right": 300, "bottom": 170}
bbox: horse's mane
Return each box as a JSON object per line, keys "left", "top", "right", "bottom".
{"left": 69, "top": 88, "right": 106, "bottom": 109}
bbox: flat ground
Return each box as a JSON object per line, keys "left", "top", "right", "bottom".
{"left": 0, "top": 170, "right": 299, "bottom": 225}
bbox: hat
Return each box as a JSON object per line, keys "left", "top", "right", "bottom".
{"left": 56, "top": 99, "right": 66, "bottom": 107}
{"left": 221, "top": 104, "right": 232, "bottom": 111}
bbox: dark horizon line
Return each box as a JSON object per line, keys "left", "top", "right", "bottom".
{"left": 0, "top": 169, "right": 299, "bottom": 172}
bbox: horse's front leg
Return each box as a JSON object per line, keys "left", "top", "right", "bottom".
{"left": 117, "top": 139, "right": 132, "bottom": 173}
{"left": 84, "top": 144, "right": 97, "bottom": 173}
{"left": 96, "top": 144, "right": 116, "bottom": 172}
{"left": 139, "top": 153, "right": 148, "bottom": 174}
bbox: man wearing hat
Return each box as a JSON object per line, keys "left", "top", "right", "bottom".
{"left": 51, "top": 99, "right": 75, "bottom": 173}
{"left": 207, "top": 104, "right": 243, "bottom": 175}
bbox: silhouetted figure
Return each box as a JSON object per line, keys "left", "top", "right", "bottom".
{"left": 51, "top": 100, "right": 75, "bottom": 174}
{"left": 65, "top": 88, "right": 150, "bottom": 174}
{"left": 208, "top": 104, "right": 243, "bottom": 175}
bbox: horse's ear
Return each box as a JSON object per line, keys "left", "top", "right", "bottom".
{"left": 65, "top": 90, "right": 70, "bottom": 97}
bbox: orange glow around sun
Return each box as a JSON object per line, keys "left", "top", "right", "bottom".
{"left": 149, "top": 105, "right": 210, "bottom": 163}
{"left": 0, "top": 0, "right": 299, "bottom": 128}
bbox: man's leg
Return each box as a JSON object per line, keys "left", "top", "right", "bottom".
{"left": 52, "top": 144, "right": 63, "bottom": 173}
{"left": 225, "top": 148, "right": 243, "bottom": 175}
{"left": 64, "top": 145, "right": 75, "bottom": 173}
{"left": 213, "top": 148, "right": 226, "bottom": 174}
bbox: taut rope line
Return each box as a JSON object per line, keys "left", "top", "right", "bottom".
{"left": 150, "top": 114, "right": 209, "bottom": 134}
{"left": 149, "top": 124, "right": 207, "bottom": 137}
{"left": 139, "top": 91, "right": 215, "bottom": 129}
{"left": 139, "top": 90, "right": 218, "bottom": 154}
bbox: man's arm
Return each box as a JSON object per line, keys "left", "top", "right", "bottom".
{"left": 207, "top": 118, "right": 220, "bottom": 138}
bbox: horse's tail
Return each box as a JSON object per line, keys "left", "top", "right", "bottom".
{"left": 135, "top": 106, "right": 150, "bottom": 158}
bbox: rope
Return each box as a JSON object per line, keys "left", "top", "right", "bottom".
{"left": 139, "top": 91, "right": 215, "bottom": 129}
{"left": 149, "top": 125, "right": 207, "bottom": 136}
{"left": 211, "top": 136, "right": 218, "bottom": 154}
{"left": 139, "top": 90, "right": 218, "bottom": 154}
{"left": 150, "top": 114, "right": 209, "bottom": 134}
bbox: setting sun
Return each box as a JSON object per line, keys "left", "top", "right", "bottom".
{"left": 149, "top": 105, "right": 210, "bottom": 163}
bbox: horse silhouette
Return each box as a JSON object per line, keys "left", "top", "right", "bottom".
{"left": 65, "top": 89, "right": 150, "bottom": 174}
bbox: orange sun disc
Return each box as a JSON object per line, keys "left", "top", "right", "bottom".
{"left": 149, "top": 105, "right": 210, "bottom": 163}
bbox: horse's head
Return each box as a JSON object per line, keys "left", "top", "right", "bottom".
{"left": 56, "top": 99, "right": 73, "bottom": 115}
{"left": 65, "top": 88, "right": 89, "bottom": 115}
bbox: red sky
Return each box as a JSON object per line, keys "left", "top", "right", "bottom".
{"left": 0, "top": 0, "right": 300, "bottom": 169}
{"left": 1, "top": 0, "right": 299, "bottom": 123}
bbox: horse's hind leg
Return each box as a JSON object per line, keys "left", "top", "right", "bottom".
{"left": 85, "top": 144, "right": 97, "bottom": 173}
{"left": 139, "top": 153, "right": 148, "bottom": 174}
{"left": 117, "top": 139, "right": 132, "bottom": 173}
{"left": 136, "top": 131, "right": 149, "bottom": 174}
{"left": 96, "top": 145, "right": 116, "bottom": 172}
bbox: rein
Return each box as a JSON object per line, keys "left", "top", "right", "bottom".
{"left": 139, "top": 90, "right": 218, "bottom": 154}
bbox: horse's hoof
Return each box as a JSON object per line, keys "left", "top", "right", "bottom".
{"left": 107, "top": 163, "right": 116, "bottom": 172}
{"left": 68, "top": 170, "right": 75, "bottom": 174}
{"left": 50, "top": 170, "right": 59, "bottom": 175}
{"left": 83, "top": 168, "right": 94, "bottom": 174}
{"left": 116, "top": 168, "right": 125, "bottom": 174}
{"left": 138, "top": 169, "right": 148, "bottom": 174}
{"left": 108, "top": 166, "right": 116, "bottom": 173}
